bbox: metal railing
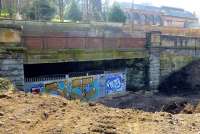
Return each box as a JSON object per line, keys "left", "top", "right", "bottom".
{"left": 25, "top": 74, "right": 66, "bottom": 83}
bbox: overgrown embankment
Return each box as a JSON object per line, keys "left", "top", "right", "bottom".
{"left": 0, "top": 78, "right": 15, "bottom": 92}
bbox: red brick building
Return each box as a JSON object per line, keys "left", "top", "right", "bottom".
{"left": 120, "top": 3, "right": 199, "bottom": 28}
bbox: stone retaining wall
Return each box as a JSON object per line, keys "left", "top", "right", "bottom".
{"left": 148, "top": 31, "right": 200, "bottom": 90}
{"left": 0, "top": 24, "right": 24, "bottom": 89}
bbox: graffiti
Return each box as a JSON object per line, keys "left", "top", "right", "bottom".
{"left": 25, "top": 72, "right": 126, "bottom": 100}
{"left": 105, "top": 73, "right": 126, "bottom": 94}
{"left": 106, "top": 76, "right": 122, "bottom": 90}
{"left": 45, "top": 82, "right": 57, "bottom": 90}
{"left": 30, "top": 83, "right": 44, "bottom": 94}
{"left": 44, "top": 80, "right": 68, "bottom": 97}
{"left": 70, "top": 76, "right": 99, "bottom": 100}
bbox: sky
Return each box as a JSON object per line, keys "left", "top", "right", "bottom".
{"left": 111, "top": 0, "right": 200, "bottom": 18}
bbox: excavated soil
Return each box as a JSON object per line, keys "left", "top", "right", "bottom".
{"left": 96, "top": 91, "right": 200, "bottom": 114}
{"left": 1, "top": 92, "right": 200, "bottom": 134}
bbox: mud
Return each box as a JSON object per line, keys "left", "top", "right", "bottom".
{"left": 1, "top": 91, "right": 200, "bottom": 134}
{"left": 96, "top": 91, "right": 200, "bottom": 113}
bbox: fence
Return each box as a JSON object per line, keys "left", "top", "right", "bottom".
{"left": 24, "top": 71, "right": 127, "bottom": 100}
{"left": 160, "top": 35, "right": 200, "bottom": 49}
{"left": 124, "top": 24, "right": 200, "bottom": 37}
{"left": 24, "top": 74, "right": 67, "bottom": 83}
{"left": 148, "top": 31, "right": 200, "bottom": 49}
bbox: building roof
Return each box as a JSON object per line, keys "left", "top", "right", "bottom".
{"left": 187, "top": 22, "right": 200, "bottom": 28}
{"left": 120, "top": 3, "right": 160, "bottom": 13}
{"left": 134, "top": 4, "right": 161, "bottom": 14}
{"left": 119, "top": 2, "right": 197, "bottom": 19}
{"left": 161, "top": 6, "right": 196, "bottom": 19}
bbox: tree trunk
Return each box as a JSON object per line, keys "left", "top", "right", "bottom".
{"left": 59, "top": 0, "right": 64, "bottom": 22}
{"left": 0, "top": 0, "right": 2, "bottom": 16}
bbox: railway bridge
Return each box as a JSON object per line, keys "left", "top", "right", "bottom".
{"left": 1, "top": 22, "right": 200, "bottom": 99}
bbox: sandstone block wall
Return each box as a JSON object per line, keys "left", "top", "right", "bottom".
{"left": 0, "top": 24, "right": 24, "bottom": 89}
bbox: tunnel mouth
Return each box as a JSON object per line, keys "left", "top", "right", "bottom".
{"left": 24, "top": 59, "right": 130, "bottom": 78}
{"left": 24, "top": 58, "right": 147, "bottom": 92}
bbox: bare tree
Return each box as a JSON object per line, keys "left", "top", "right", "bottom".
{"left": 58, "top": 0, "right": 64, "bottom": 22}
{"left": 82, "top": 0, "right": 89, "bottom": 22}
{"left": 52, "top": 0, "right": 68, "bottom": 22}
{"left": 0, "top": 0, "right": 2, "bottom": 16}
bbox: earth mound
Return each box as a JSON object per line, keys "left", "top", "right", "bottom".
{"left": 0, "top": 92, "right": 200, "bottom": 134}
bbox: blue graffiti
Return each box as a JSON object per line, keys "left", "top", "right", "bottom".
{"left": 85, "top": 83, "right": 91, "bottom": 93}
{"left": 58, "top": 81, "right": 66, "bottom": 90}
{"left": 106, "top": 75, "right": 123, "bottom": 94}
{"left": 25, "top": 73, "right": 126, "bottom": 99}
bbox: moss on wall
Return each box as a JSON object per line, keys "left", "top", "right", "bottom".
{"left": 25, "top": 49, "right": 148, "bottom": 64}
{"left": 160, "top": 53, "right": 194, "bottom": 71}
{"left": 160, "top": 52, "right": 199, "bottom": 82}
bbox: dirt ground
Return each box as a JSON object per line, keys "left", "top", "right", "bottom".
{"left": 1, "top": 92, "right": 200, "bottom": 134}
{"left": 96, "top": 91, "right": 200, "bottom": 113}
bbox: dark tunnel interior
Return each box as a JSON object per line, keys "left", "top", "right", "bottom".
{"left": 24, "top": 59, "right": 135, "bottom": 78}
